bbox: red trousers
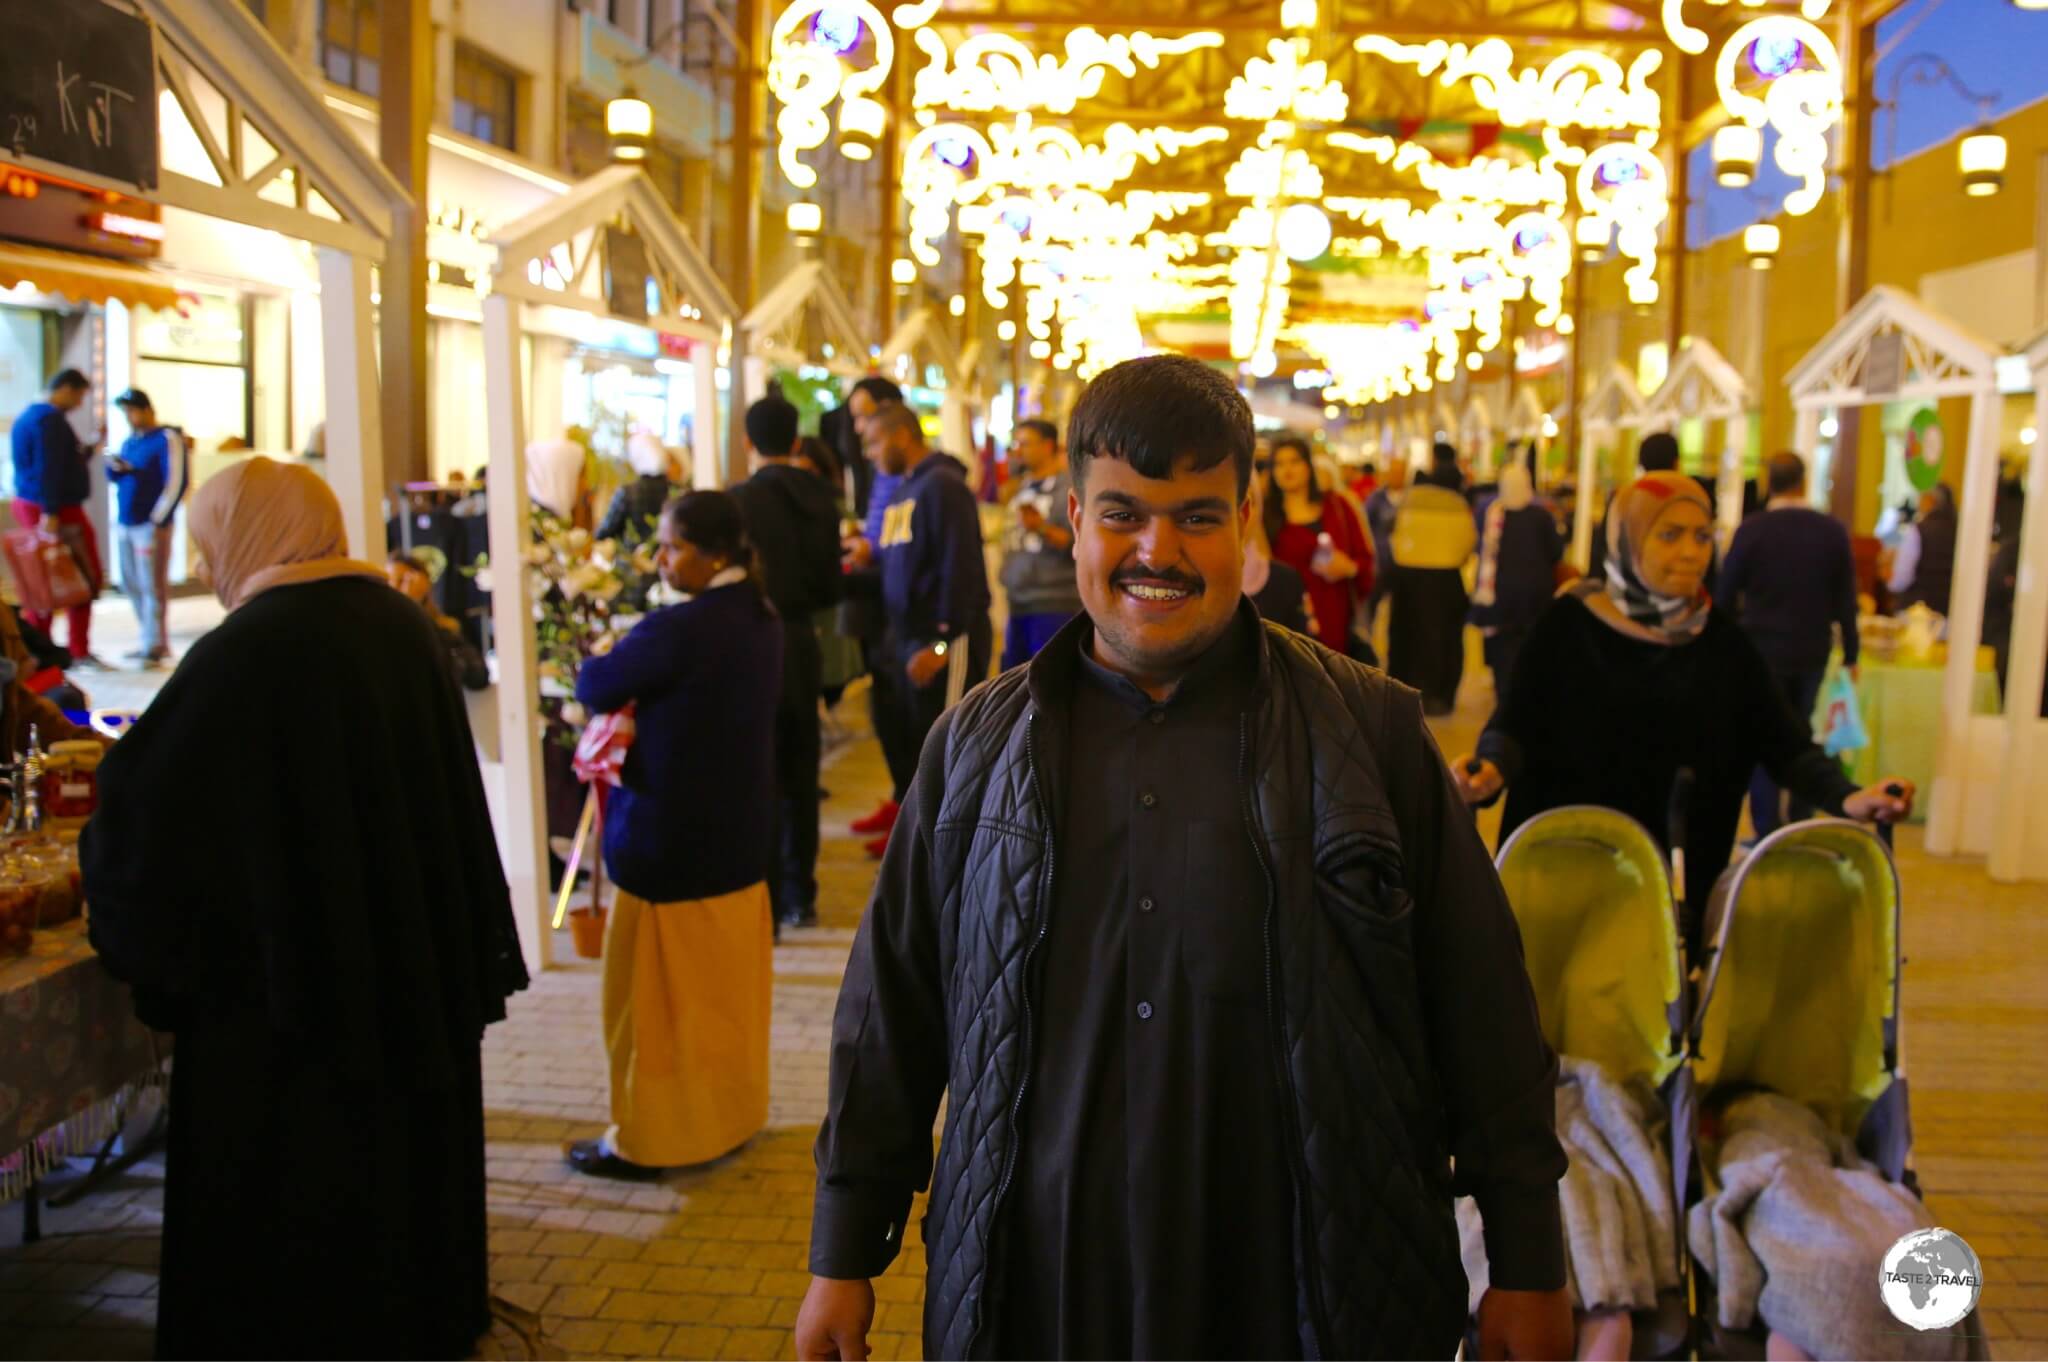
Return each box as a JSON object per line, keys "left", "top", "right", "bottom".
{"left": 11, "top": 499, "right": 99, "bottom": 658}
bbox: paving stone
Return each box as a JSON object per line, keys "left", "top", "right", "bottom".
{"left": 602, "top": 1321, "right": 673, "bottom": 1357}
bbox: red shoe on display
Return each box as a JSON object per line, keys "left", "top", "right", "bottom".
{"left": 852, "top": 799, "right": 900, "bottom": 835}
{"left": 864, "top": 833, "right": 891, "bottom": 860}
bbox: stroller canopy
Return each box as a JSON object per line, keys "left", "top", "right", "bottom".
{"left": 1694, "top": 821, "right": 1901, "bottom": 1140}
{"left": 1496, "top": 806, "right": 1685, "bottom": 1094}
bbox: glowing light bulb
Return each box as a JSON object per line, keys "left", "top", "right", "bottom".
{"left": 998, "top": 320, "right": 1017, "bottom": 341}
{"left": 1466, "top": 351, "right": 1484, "bottom": 371}
{"left": 1276, "top": 203, "right": 1332, "bottom": 262}
{"left": 1248, "top": 349, "right": 1279, "bottom": 379}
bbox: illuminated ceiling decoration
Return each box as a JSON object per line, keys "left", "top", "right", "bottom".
{"left": 1225, "top": 40, "right": 1349, "bottom": 123}
{"left": 1713, "top": 16, "right": 1844, "bottom": 216}
{"left": 911, "top": 27, "right": 1224, "bottom": 115}
{"left": 769, "top": 1, "right": 931, "bottom": 189}
{"left": 1577, "top": 139, "right": 1668, "bottom": 303}
{"left": 1351, "top": 36, "right": 1662, "bottom": 134}
{"left": 1662, "top": 0, "right": 1834, "bottom": 56}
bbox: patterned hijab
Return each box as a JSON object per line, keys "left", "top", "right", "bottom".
{"left": 1565, "top": 471, "right": 1713, "bottom": 645}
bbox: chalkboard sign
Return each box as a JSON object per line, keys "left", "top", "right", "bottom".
{"left": 0, "top": 0, "right": 160, "bottom": 193}
{"left": 605, "top": 226, "right": 652, "bottom": 322}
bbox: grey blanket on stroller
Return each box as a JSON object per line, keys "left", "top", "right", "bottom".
{"left": 1687, "top": 1091, "right": 1964, "bottom": 1360}
{"left": 1458, "top": 1056, "right": 1680, "bottom": 1316}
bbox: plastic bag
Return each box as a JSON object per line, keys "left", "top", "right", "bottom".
{"left": 1818, "top": 670, "right": 1869, "bottom": 757}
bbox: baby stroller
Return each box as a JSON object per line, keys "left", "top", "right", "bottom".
{"left": 1687, "top": 819, "right": 1988, "bottom": 1360}
{"left": 1489, "top": 806, "right": 1693, "bottom": 1358}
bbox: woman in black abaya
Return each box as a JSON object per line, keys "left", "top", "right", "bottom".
{"left": 1386, "top": 443, "right": 1478, "bottom": 714}
{"left": 82, "top": 457, "right": 528, "bottom": 1360}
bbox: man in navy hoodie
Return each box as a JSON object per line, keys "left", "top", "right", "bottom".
{"left": 842, "top": 401, "right": 990, "bottom": 844}
{"left": 9, "top": 369, "right": 103, "bottom": 665}
{"left": 1719, "top": 451, "right": 1862, "bottom": 834}
{"left": 109, "top": 389, "right": 191, "bottom": 668}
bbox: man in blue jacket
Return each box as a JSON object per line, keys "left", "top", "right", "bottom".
{"left": 109, "top": 389, "right": 191, "bottom": 668}
{"left": 9, "top": 368, "right": 103, "bottom": 665}
{"left": 841, "top": 400, "right": 990, "bottom": 843}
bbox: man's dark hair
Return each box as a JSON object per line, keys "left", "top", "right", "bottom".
{"left": 1066, "top": 354, "right": 1254, "bottom": 496}
{"left": 1638, "top": 431, "right": 1680, "bottom": 472}
{"left": 850, "top": 375, "right": 905, "bottom": 407}
{"left": 795, "top": 434, "right": 840, "bottom": 486}
{"left": 867, "top": 400, "right": 925, "bottom": 446}
{"left": 48, "top": 369, "right": 88, "bottom": 394}
{"left": 1014, "top": 418, "right": 1058, "bottom": 447}
{"left": 745, "top": 395, "right": 800, "bottom": 458}
{"left": 1766, "top": 451, "right": 1806, "bottom": 497}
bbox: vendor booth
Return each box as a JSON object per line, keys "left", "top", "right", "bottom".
{"left": 880, "top": 305, "right": 979, "bottom": 471}
{"left": 1460, "top": 389, "right": 1496, "bottom": 479}
{"left": 738, "top": 259, "right": 870, "bottom": 407}
{"left": 1641, "top": 337, "right": 1751, "bottom": 545}
{"left": 482, "top": 165, "right": 737, "bottom": 969}
{"left": 1787, "top": 286, "right": 2042, "bottom": 881}
{"left": 1573, "top": 362, "right": 1648, "bottom": 569}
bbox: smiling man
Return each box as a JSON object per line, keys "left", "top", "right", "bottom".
{"left": 798, "top": 354, "right": 1570, "bottom": 1362}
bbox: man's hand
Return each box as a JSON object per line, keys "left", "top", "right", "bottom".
{"left": 906, "top": 643, "right": 948, "bottom": 688}
{"left": 1476, "top": 1286, "right": 1573, "bottom": 1361}
{"left": 1315, "top": 547, "right": 1360, "bottom": 582}
{"left": 1451, "top": 755, "right": 1504, "bottom": 806}
{"left": 795, "top": 1277, "right": 875, "bottom": 1361}
{"left": 1017, "top": 504, "right": 1046, "bottom": 534}
{"left": 842, "top": 535, "right": 874, "bottom": 571}
{"left": 1843, "top": 777, "right": 1915, "bottom": 825}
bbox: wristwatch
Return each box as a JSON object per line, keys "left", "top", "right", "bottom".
{"left": 930, "top": 640, "right": 950, "bottom": 658}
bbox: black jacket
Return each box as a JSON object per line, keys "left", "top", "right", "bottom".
{"left": 813, "top": 605, "right": 1564, "bottom": 1359}
{"left": 595, "top": 475, "right": 675, "bottom": 544}
{"left": 731, "top": 462, "right": 844, "bottom": 621}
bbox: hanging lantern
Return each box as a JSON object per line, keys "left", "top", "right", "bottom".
{"left": 1959, "top": 131, "right": 2007, "bottom": 197}
{"left": 839, "top": 95, "right": 886, "bottom": 161}
{"left": 786, "top": 201, "right": 823, "bottom": 235}
{"left": 1744, "top": 222, "right": 1781, "bottom": 269}
{"left": 890, "top": 257, "right": 917, "bottom": 286}
{"left": 606, "top": 89, "right": 654, "bottom": 162}
{"left": 1712, "top": 124, "right": 1762, "bottom": 188}
{"left": 1575, "top": 216, "right": 1610, "bottom": 263}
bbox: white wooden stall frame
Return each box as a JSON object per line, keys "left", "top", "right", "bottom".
{"left": 880, "top": 307, "right": 978, "bottom": 473}
{"left": 1642, "top": 337, "right": 1751, "bottom": 545}
{"left": 1783, "top": 286, "right": 2018, "bottom": 873}
{"left": 483, "top": 165, "right": 739, "bottom": 971}
{"left": 1573, "top": 362, "right": 1649, "bottom": 570}
{"left": 0, "top": 0, "right": 409, "bottom": 559}
{"left": 739, "top": 259, "right": 870, "bottom": 406}
{"left": 2002, "top": 329, "right": 2048, "bottom": 881}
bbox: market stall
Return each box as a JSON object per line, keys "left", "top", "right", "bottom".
{"left": 1785, "top": 286, "right": 2033, "bottom": 876}
{"left": 880, "top": 305, "right": 978, "bottom": 471}
{"left": 1572, "top": 362, "right": 1648, "bottom": 569}
{"left": 1641, "top": 337, "right": 1751, "bottom": 545}
{"left": 738, "top": 259, "right": 871, "bottom": 408}
{"left": 1459, "top": 389, "right": 1496, "bottom": 479}
{"left": 482, "top": 165, "right": 738, "bottom": 969}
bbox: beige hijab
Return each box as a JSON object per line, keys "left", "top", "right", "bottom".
{"left": 188, "top": 457, "right": 384, "bottom": 611}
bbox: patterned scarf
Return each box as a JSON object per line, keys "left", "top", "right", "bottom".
{"left": 1565, "top": 471, "right": 1713, "bottom": 646}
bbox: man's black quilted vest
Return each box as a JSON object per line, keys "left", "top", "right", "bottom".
{"left": 917, "top": 620, "right": 1467, "bottom": 1359}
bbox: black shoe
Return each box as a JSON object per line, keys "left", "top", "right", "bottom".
{"left": 777, "top": 905, "right": 819, "bottom": 930}
{"left": 563, "top": 1139, "right": 663, "bottom": 1181}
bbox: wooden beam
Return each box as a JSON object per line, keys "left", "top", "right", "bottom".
{"left": 940, "top": 5, "right": 1670, "bottom": 43}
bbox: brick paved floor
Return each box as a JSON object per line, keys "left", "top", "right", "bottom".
{"left": 2, "top": 655, "right": 2044, "bottom": 1359}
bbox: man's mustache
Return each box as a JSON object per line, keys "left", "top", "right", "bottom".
{"left": 1111, "top": 564, "right": 1204, "bottom": 593}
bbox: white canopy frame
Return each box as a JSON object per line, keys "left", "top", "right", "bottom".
{"left": 1573, "top": 363, "right": 1649, "bottom": 569}
{"left": 1784, "top": 286, "right": 2017, "bottom": 873}
{"left": 2002, "top": 328, "right": 2048, "bottom": 881}
{"left": 1460, "top": 391, "right": 1496, "bottom": 479}
{"left": 483, "top": 165, "right": 738, "bottom": 969}
{"left": 881, "top": 306, "right": 977, "bottom": 467}
{"left": 0, "top": 0, "right": 408, "bottom": 559}
{"left": 739, "top": 259, "right": 869, "bottom": 404}
{"left": 1643, "top": 337, "right": 1751, "bottom": 545}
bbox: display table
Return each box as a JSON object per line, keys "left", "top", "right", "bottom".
{"left": 1814, "top": 653, "right": 2002, "bottom": 823}
{"left": 0, "top": 919, "right": 166, "bottom": 1211}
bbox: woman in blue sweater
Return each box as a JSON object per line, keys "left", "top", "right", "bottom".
{"left": 567, "top": 491, "right": 784, "bottom": 1179}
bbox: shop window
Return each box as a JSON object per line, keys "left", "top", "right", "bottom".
{"left": 452, "top": 44, "right": 518, "bottom": 150}
{"left": 321, "top": 0, "right": 380, "bottom": 98}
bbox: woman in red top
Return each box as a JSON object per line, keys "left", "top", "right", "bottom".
{"left": 1264, "top": 435, "right": 1375, "bottom": 658}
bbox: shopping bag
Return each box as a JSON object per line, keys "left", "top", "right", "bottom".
{"left": 1818, "top": 670, "right": 1870, "bottom": 757}
{"left": 1, "top": 528, "right": 94, "bottom": 614}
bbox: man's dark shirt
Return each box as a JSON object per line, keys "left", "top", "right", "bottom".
{"left": 1717, "top": 502, "right": 1860, "bottom": 674}
{"left": 996, "top": 613, "right": 1300, "bottom": 1359}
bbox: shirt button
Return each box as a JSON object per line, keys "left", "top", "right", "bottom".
{"left": 1136, "top": 1001, "right": 1154, "bottom": 1021}
{"left": 1138, "top": 896, "right": 1155, "bottom": 913}
{"left": 1148, "top": 710, "right": 1166, "bottom": 725}
{"left": 1140, "top": 791, "right": 1157, "bottom": 808}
